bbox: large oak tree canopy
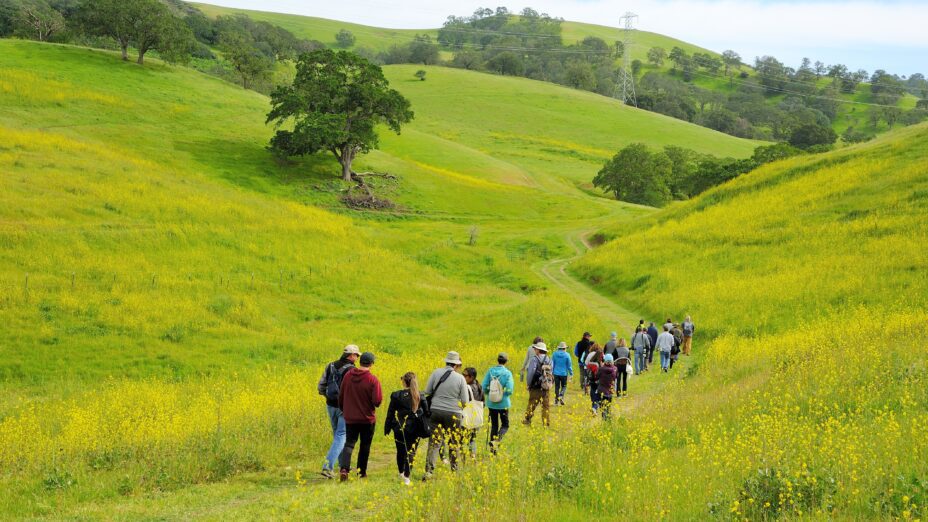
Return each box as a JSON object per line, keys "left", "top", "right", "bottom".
{"left": 266, "top": 49, "right": 414, "bottom": 181}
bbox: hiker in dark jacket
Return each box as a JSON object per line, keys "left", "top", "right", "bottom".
{"left": 614, "top": 339, "right": 631, "bottom": 397}
{"left": 316, "top": 344, "right": 360, "bottom": 479}
{"left": 596, "top": 354, "right": 618, "bottom": 420}
{"left": 670, "top": 324, "right": 684, "bottom": 369}
{"left": 385, "top": 372, "right": 428, "bottom": 485}
{"left": 522, "top": 342, "right": 552, "bottom": 427}
{"left": 338, "top": 352, "right": 382, "bottom": 481}
{"left": 647, "top": 323, "right": 659, "bottom": 364}
{"left": 575, "top": 332, "right": 593, "bottom": 393}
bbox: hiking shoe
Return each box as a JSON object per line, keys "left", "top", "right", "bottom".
{"left": 521, "top": 418, "right": 531, "bottom": 426}
{"left": 339, "top": 470, "right": 349, "bottom": 482}
{"left": 422, "top": 472, "right": 433, "bottom": 482}
{"left": 403, "top": 476, "right": 411, "bottom": 486}
{"left": 320, "top": 469, "right": 335, "bottom": 480}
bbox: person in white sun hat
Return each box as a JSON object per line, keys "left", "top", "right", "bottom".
{"left": 522, "top": 342, "right": 553, "bottom": 427}
{"left": 422, "top": 351, "right": 468, "bottom": 479}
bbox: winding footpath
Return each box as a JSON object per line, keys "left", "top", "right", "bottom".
{"left": 534, "top": 229, "right": 640, "bottom": 332}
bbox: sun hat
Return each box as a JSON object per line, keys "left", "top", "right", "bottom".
{"left": 604, "top": 354, "right": 614, "bottom": 363}
{"left": 610, "top": 332, "right": 617, "bottom": 339}
{"left": 444, "top": 351, "right": 463, "bottom": 365}
{"left": 360, "top": 352, "right": 375, "bottom": 366}
{"left": 532, "top": 342, "right": 548, "bottom": 353}
{"left": 497, "top": 352, "right": 509, "bottom": 362}
{"left": 343, "top": 344, "right": 361, "bottom": 355}
{"left": 583, "top": 331, "right": 592, "bottom": 337}
{"left": 556, "top": 341, "right": 568, "bottom": 350}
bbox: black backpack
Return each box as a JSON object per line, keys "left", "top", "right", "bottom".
{"left": 324, "top": 363, "right": 351, "bottom": 403}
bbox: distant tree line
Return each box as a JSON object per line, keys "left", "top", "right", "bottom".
{"left": 594, "top": 142, "right": 805, "bottom": 207}
{"left": 0, "top": 0, "right": 325, "bottom": 93}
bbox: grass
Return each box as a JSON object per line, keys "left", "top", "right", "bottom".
{"left": 0, "top": 36, "right": 762, "bottom": 518}
{"left": 2, "top": 33, "right": 922, "bottom": 519}
{"left": 572, "top": 122, "right": 928, "bottom": 519}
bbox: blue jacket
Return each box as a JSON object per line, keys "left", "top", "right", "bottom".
{"left": 481, "top": 365, "right": 514, "bottom": 410}
{"left": 552, "top": 350, "right": 573, "bottom": 377}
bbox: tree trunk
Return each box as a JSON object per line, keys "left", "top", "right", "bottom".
{"left": 121, "top": 44, "right": 129, "bottom": 61}
{"left": 340, "top": 147, "right": 356, "bottom": 181}
{"left": 137, "top": 48, "right": 147, "bottom": 65}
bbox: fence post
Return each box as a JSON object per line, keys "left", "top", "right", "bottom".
{"left": 24, "top": 273, "right": 29, "bottom": 300}
{"left": 71, "top": 272, "right": 75, "bottom": 291}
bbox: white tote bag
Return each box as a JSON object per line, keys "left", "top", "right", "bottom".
{"left": 461, "top": 386, "right": 485, "bottom": 430}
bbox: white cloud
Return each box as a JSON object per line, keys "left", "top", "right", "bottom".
{"left": 212, "top": 0, "right": 928, "bottom": 73}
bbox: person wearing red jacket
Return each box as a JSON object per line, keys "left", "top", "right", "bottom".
{"left": 338, "top": 351, "right": 382, "bottom": 481}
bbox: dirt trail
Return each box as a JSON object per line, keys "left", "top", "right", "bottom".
{"left": 534, "top": 229, "right": 640, "bottom": 333}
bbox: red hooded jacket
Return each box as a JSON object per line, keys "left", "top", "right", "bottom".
{"left": 338, "top": 367, "right": 383, "bottom": 424}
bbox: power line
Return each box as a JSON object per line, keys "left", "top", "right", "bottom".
{"left": 678, "top": 68, "right": 907, "bottom": 109}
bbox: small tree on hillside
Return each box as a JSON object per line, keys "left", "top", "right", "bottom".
{"left": 221, "top": 30, "right": 274, "bottom": 89}
{"left": 594, "top": 143, "right": 672, "bottom": 206}
{"left": 267, "top": 49, "right": 414, "bottom": 182}
{"left": 415, "top": 69, "right": 427, "bottom": 81}
{"left": 647, "top": 46, "right": 665, "bottom": 67}
{"left": 789, "top": 123, "right": 837, "bottom": 149}
{"left": 335, "top": 29, "right": 355, "bottom": 48}
{"left": 721, "top": 50, "right": 741, "bottom": 76}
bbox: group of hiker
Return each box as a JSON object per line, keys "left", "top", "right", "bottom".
{"left": 317, "top": 317, "right": 695, "bottom": 483}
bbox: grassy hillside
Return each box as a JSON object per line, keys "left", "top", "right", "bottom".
{"left": 0, "top": 36, "right": 767, "bottom": 518}
{"left": 192, "top": 2, "right": 437, "bottom": 51}
{"left": 570, "top": 123, "right": 928, "bottom": 519}
{"left": 190, "top": 3, "right": 920, "bottom": 142}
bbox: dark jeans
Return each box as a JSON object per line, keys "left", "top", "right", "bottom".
{"left": 339, "top": 422, "right": 375, "bottom": 475}
{"left": 554, "top": 375, "right": 568, "bottom": 400}
{"left": 648, "top": 345, "right": 655, "bottom": 363}
{"left": 394, "top": 435, "right": 420, "bottom": 478}
{"left": 488, "top": 407, "right": 509, "bottom": 444}
{"left": 616, "top": 364, "right": 628, "bottom": 393}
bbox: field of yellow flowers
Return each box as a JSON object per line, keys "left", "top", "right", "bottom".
{"left": 3, "top": 37, "right": 926, "bottom": 520}
{"left": 568, "top": 123, "right": 928, "bottom": 520}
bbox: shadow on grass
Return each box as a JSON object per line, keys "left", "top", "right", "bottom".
{"left": 174, "top": 137, "right": 345, "bottom": 201}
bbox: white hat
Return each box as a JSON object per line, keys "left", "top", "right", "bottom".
{"left": 444, "top": 351, "right": 463, "bottom": 365}
{"left": 532, "top": 342, "right": 548, "bottom": 353}
{"left": 556, "top": 341, "right": 568, "bottom": 350}
{"left": 343, "top": 344, "right": 361, "bottom": 355}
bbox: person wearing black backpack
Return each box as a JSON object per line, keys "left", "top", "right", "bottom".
{"left": 316, "top": 344, "right": 360, "bottom": 479}
{"left": 522, "top": 342, "right": 553, "bottom": 427}
{"left": 385, "top": 372, "right": 429, "bottom": 486}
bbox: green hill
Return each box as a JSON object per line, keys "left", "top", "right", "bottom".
{"left": 572, "top": 122, "right": 928, "bottom": 518}
{"left": 192, "top": 2, "right": 437, "bottom": 51}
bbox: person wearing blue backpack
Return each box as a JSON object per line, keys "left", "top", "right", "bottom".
{"left": 482, "top": 353, "right": 514, "bottom": 454}
{"left": 316, "top": 344, "right": 360, "bottom": 479}
{"left": 552, "top": 342, "right": 573, "bottom": 405}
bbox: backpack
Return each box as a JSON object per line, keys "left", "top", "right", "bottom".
{"left": 539, "top": 358, "right": 554, "bottom": 391}
{"left": 488, "top": 375, "right": 504, "bottom": 403}
{"left": 324, "top": 363, "right": 350, "bottom": 403}
{"left": 531, "top": 356, "right": 554, "bottom": 390}
{"left": 683, "top": 323, "right": 694, "bottom": 336}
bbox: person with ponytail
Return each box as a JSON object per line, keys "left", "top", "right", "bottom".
{"left": 385, "top": 371, "right": 429, "bottom": 485}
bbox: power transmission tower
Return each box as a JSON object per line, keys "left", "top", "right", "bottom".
{"left": 616, "top": 11, "right": 638, "bottom": 107}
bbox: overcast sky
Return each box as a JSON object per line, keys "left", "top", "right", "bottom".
{"left": 210, "top": 0, "right": 927, "bottom": 75}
